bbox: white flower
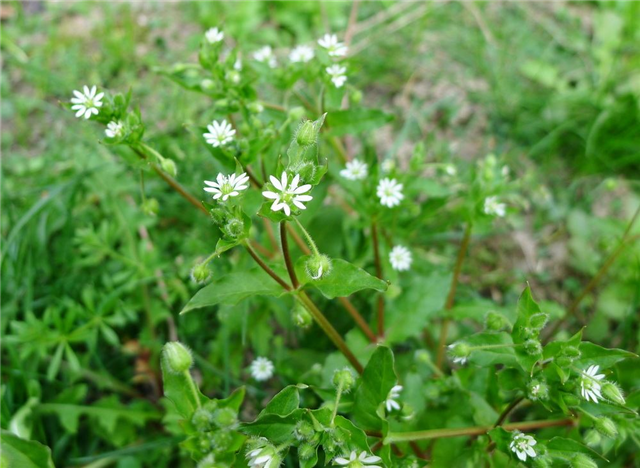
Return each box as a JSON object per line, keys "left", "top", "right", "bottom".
{"left": 250, "top": 357, "right": 274, "bottom": 381}
{"left": 203, "top": 119, "right": 236, "bottom": 147}
{"left": 340, "top": 159, "right": 368, "bottom": 180}
{"left": 262, "top": 171, "right": 313, "bottom": 217}
{"left": 105, "top": 121, "right": 123, "bottom": 138}
{"left": 509, "top": 432, "right": 537, "bottom": 462}
{"left": 447, "top": 344, "right": 468, "bottom": 365}
{"left": 326, "top": 64, "right": 347, "bottom": 88}
{"left": 484, "top": 196, "right": 506, "bottom": 217}
{"left": 389, "top": 245, "right": 412, "bottom": 271}
{"left": 333, "top": 451, "right": 382, "bottom": 468}
{"left": 318, "top": 33, "right": 347, "bottom": 57}
{"left": 289, "top": 45, "right": 314, "bottom": 63}
{"left": 70, "top": 85, "right": 104, "bottom": 119}
{"left": 381, "top": 159, "right": 395, "bottom": 173}
{"left": 444, "top": 164, "right": 457, "bottom": 176}
{"left": 203, "top": 172, "right": 250, "bottom": 201}
{"left": 205, "top": 27, "right": 224, "bottom": 44}
{"left": 580, "top": 365, "right": 605, "bottom": 403}
{"left": 247, "top": 444, "right": 279, "bottom": 468}
{"left": 377, "top": 178, "right": 404, "bottom": 208}
{"left": 385, "top": 385, "right": 403, "bottom": 412}
{"left": 253, "top": 46, "right": 277, "bottom": 68}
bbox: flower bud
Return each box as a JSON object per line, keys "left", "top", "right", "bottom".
{"left": 191, "top": 407, "right": 214, "bottom": 430}
{"left": 298, "top": 443, "right": 317, "bottom": 460}
{"left": 332, "top": 368, "right": 355, "bottom": 392}
{"left": 414, "top": 349, "right": 431, "bottom": 364}
{"left": 163, "top": 342, "right": 193, "bottom": 374}
{"left": 349, "top": 89, "right": 363, "bottom": 104}
{"left": 555, "top": 355, "right": 573, "bottom": 368}
{"left": 528, "top": 313, "right": 549, "bottom": 331}
{"left": 294, "top": 421, "right": 315, "bottom": 441}
{"left": 212, "top": 407, "right": 237, "bottom": 429}
{"left": 288, "top": 106, "right": 305, "bottom": 121}
{"left": 595, "top": 416, "right": 617, "bottom": 438}
{"left": 602, "top": 382, "right": 625, "bottom": 405}
{"left": 305, "top": 254, "right": 332, "bottom": 280}
{"left": 212, "top": 430, "right": 234, "bottom": 453}
{"left": 161, "top": 158, "right": 178, "bottom": 177}
{"left": 583, "top": 429, "right": 601, "bottom": 447}
{"left": 248, "top": 102, "right": 264, "bottom": 114}
{"left": 201, "top": 79, "right": 216, "bottom": 90}
{"left": 531, "top": 456, "right": 552, "bottom": 468}
{"left": 288, "top": 160, "right": 316, "bottom": 183}
{"left": 295, "top": 120, "right": 318, "bottom": 147}
{"left": 191, "top": 263, "right": 211, "bottom": 284}
{"left": 292, "top": 305, "right": 313, "bottom": 329}
{"left": 222, "top": 218, "right": 244, "bottom": 239}
{"left": 449, "top": 342, "right": 471, "bottom": 359}
{"left": 570, "top": 454, "right": 597, "bottom": 468}
{"left": 226, "top": 70, "right": 240, "bottom": 84}
{"left": 524, "top": 339, "right": 542, "bottom": 356}
{"left": 141, "top": 197, "right": 159, "bottom": 216}
{"left": 527, "top": 380, "right": 549, "bottom": 401}
{"left": 209, "top": 207, "right": 226, "bottom": 225}
{"left": 485, "top": 311, "right": 508, "bottom": 331}
{"left": 563, "top": 346, "right": 581, "bottom": 358}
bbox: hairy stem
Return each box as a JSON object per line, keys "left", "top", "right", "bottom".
{"left": 244, "top": 242, "right": 291, "bottom": 291}
{"left": 280, "top": 222, "right": 300, "bottom": 289}
{"left": 385, "top": 417, "right": 575, "bottom": 444}
{"left": 330, "top": 379, "right": 344, "bottom": 426}
{"left": 338, "top": 297, "right": 377, "bottom": 343}
{"left": 435, "top": 222, "right": 473, "bottom": 370}
{"left": 371, "top": 221, "right": 385, "bottom": 338}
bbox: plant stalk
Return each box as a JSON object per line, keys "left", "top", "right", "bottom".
{"left": 371, "top": 221, "right": 385, "bottom": 338}
{"left": 280, "top": 222, "right": 300, "bottom": 289}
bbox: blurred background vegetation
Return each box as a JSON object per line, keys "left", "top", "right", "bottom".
{"left": 2, "top": 1, "right": 639, "bottom": 467}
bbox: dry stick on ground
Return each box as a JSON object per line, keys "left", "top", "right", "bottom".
{"left": 371, "top": 221, "right": 386, "bottom": 338}
{"left": 435, "top": 222, "right": 473, "bottom": 370}
{"left": 544, "top": 205, "right": 640, "bottom": 341}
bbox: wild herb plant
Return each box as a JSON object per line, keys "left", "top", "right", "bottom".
{"left": 3, "top": 3, "right": 640, "bottom": 468}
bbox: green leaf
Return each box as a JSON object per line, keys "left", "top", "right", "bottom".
{"left": 180, "top": 268, "right": 287, "bottom": 314}
{"left": 295, "top": 257, "right": 387, "bottom": 299}
{"left": 512, "top": 287, "right": 544, "bottom": 373}
{"left": 240, "top": 409, "right": 306, "bottom": 444}
{"left": 466, "top": 332, "right": 517, "bottom": 367}
{"left": 260, "top": 385, "right": 306, "bottom": 417}
{"left": 488, "top": 427, "right": 512, "bottom": 454}
{"left": 547, "top": 437, "right": 608, "bottom": 462}
{"left": 160, "top": 360, "right": 208, "bottom": 420}
{"left": 352, "top": 346, "right": 397, "bottom": 430}
{"left": 0, "top": 431, "right": 55, "bottom": 468}
{"left": 326, "top": 109, "right": 394, "bottom": 136}
{"left": 574, "top": 342, "right": 636, "bottom": 369}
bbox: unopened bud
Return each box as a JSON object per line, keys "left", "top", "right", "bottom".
{"left": 294, "top": 421, "right": 315, "bottom": 441}
{"left": 595, "top": 417, "right": 617, "bottom": 438}
{"left": 222, "top": 218, "right": 244, "bottom": 239}
{"left": 201, "top": 79, "right": 216, "bottom": 90}
{"left": 248, "top": 102, "right": 264, "bottom": 114}
{"left": 602, "top": 382, "right": 625, "bottom": 405}
{"left": 191, "top": 263, "right": 211, "bottom": 284}
{"left": 349, "top": 89, "right": 363, "bottom": 104}
{"left": 305, "top": 254, "right": 332, "bottom": 280}
{"left": 211, "top": 430, "right": 233, "bottom": 452}
{"left": 141, "top": 197, "right": 159, "bottom": 216}
{"left": 288, "top": 160, "right": 316, "bottom": 183}
{"left": 531, "top": 456, "right": 552, "bottom": 468}
{"left": 583, "top": 429, "right": 601, "bottom": 447}
{"left": 524, "top": 339, "right": 542, "bottom": 356}
{"left": 296, "top": 120, "right": 318, "bottom": 147}
{"left": 298, "top": 443, "right": 317, "bottom": 460}
{"left": 191, "top": 407, "right": 214, "bottom": 429}
{"left": 570, "top": 454, "right": 597, "bottom": 468}
{"left": 292, "top": 304, "right": 313, "bottom": 329}
{"left": 163, "top": 342, "right": 193, "bottom": 374}
{"left": 332, "top": 368, "right": 355, "bottom": 392}
{"left": 485, "top": 311, "right": 508, "bottom": 331}
{"left": 555, "top": 355, "right": 573, "bottom": 368}
{"left": 529, "top": 313, "right": 549, "bottom": 331}
{"left": 161, "top": 158, "right": 177, "bottom": 177}
{"left": 527, "top": 380, "right": 549, "bottom": 401}
{"left": 212, "top": 407, "right": 237, "bottom": 429}
{"left": 449, "top": 342, "right": 471, "bottom": 359}
{"left": 563, "top": 346, "right": 581, "bottom": 358}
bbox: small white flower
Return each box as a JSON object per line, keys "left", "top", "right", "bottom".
{"left": 385, "top": 385, "right": 403, "bottom": 412}
{"left": 203, "top": 172, "right": 250, "bottom": 201}
{"left": 203, "top": 119, "right": 236, "bottom": 147}
{"left": 253, "top": 46, "right": 277, "bottom": 68}
{"left": 326, "top": 64, "right": 347, "bottom": 88}
{"left": 377, "top": 178, "right": 404, "bottom": 208}
{"left": 484, "top": 196, "right": 506, "bottom": 217}
{"left": 247, "top": 444, "right": 279, "bottom": 468}
{"left": 289, "top": 45, "right": 315, "bottom": 63}
{"left": 318, "top": 33, "right": 347, "bottom": 57}
{"left": 333, "top": 451, "right": 382, "bottom": 468}
{"left": 444, "top": 164, "right": 457, "bottom": 176}
{"left": 509, "top": 432, "right": 537, "bottom": 462}
{"left": 205, "top": 27, "right": 224, "bottom": 44}
{"left": 250, "top": 357, "right": 274, "bottom": 381}
{"left": 105, "top": 121, "right": 124, "bottom": 138}
{"left": 340, "top": 159, "right": 368, "bottom": 180}
{"left": 389, "top": 245, "right": 412, "bottom": 271}
{"left": 580, "top": 365, "right": 605, "bottom": 403}
{"left": 70, "top": 85, "right": 104, "bottom": 119}
{"left": 262, "top": 171, "right": 313, "bottom": 217}
{"left": 447, "top": 344, "right": 468, "bottom": 365}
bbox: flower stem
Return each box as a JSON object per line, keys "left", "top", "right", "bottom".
{"left": 371, "top": 221, "right": 385, "bottom": 338}
{"left": 244, "top": 242, "right": 291, "bottom": 291}
{"left": 280, "top": 222, "right": 300, "bottom": 289}
{"left": 296, "top": 292, "right": 364, "bottom": 374}
{"left": 337, "top": 297, "right": 377, "bottom": 343}
{"left": 385, "top": 417, "right": 575, "bottom": 444}
{"left": 494, "top": 396, "right": 525, "bottom": 427}
{"left": 435, "top": 222, "right": 473, "bottom": 370}
{"left": 293, "top": 218, "right": 321, "bottom": 257}
{"left": 330, "top": 379, "right": 344, "bottom": 426}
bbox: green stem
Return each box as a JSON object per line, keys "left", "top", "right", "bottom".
{"left": 330, "top": 380, "right": 344, "bottom": 426}
{"left": 385, "top": 418, "right": 575, "bottom": 444}
{"left": 280, "top": 222, "right": 300, "bottom": 289}
{"left": 184, "top": 370, "right": 202, "bottom": 409}
{"left": 293, "top": 217, "right": 321, "bottom": 257}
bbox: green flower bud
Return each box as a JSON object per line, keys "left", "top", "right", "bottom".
{"left": 141, "top": 197, "right": 159, "bottom": 216}
{"left": 414, "top": 349, "right": 431, "bottom": 364}
{"left": 211, "top": 430, "right": 233, "bottom": 453}
{"left": 305, "top": 254, "right": 332, "bottom": 280}
{"left": 298, "top": 443, "right": 317, "bottom": 460}
{"left": 203, "top": 400, "right": 218, "bottom": 413}
{"left": 531, "top": 456, "right": 552, "bottom": 468}
{"left": 595, "top": 417, "right": 617, "bottom": 438}
{"left": 222, "top": 218, "right": 244, "bottom": 239}
{"left": 563, "top": 346, "right": 581, "bottom": 358}
{"left": 196, "top": 454, "right": 219, "bottom": 468}
{"left": 212, "top": 407, "right": 237, "bottom": 429}
{"left": 571, "top": 453, "right": 597, "bottom": 468}
{"left": 424, "top": 382, "right": 440, "bottom": 400}
{"left": 215, "top": 99, "right": 229, "bottom": 108}
{"left": 191, "top": 407, "right": 214, "bottom": 430}
{"left": 294, "top": 421, "right": 316, "bottom": 441}
{"left": 485, "top": 311, "right": 508, "bottom": 331}
{"left": 527, "top": 380, "right": 549, "bottom": 401}
{"left": 191, "top": 263, "right": 211, "bottom": 284}
{"left": 287, "top": 160, "right": 316, "bottom": 184}
{"left": 563, "top": 393, "right": 580, "bottom": 406}
{"left": 583, "top": 429, "right": 601, "bottom": 447}
{"left": 349, "top": 89, "right": 363, "bottom": 104}
{"left": 295, "top": 120, "right": 318, "bottom": 147}
{"left": 163, "top": 342, "right": 193, "bottom": 374}
{"left": 161, "top": 158, "right": 178, "bottom": 177}
{"left": 448, "top": 342, "right": 471, "bottom": 361}
{"left": 524, "top": 339, "right": 542, "bottom": 356}
{"left": 602, "top": 382, "right": 625, "bottom": 405}
{"left": 292, "top": 304, "right": 313, "bottom": 329}
{"left": 555, "top": 355, "right": 573, "bottom": 368}
{"left": 226, "top": 70, "right": 240, "bottom": 84}
{"left": 248, "top": 102, "right": 264, "bottom": 114}
{"left": 401, "top": 403, "right": 416, "bottom": 421}
{"left": 528, "top": 313, "right": 549, "bottom": 331}
{"left": 201, "top": 79, "right": 216, "bottom": 90}
{"left": 209, "top": 207, "right": 226, "bottom": 225}
{"left": 288, "top": 106, "right": 305, "bottom": 121}
{"left": 332, "top": 368, "right": 355, "bottom": 392}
